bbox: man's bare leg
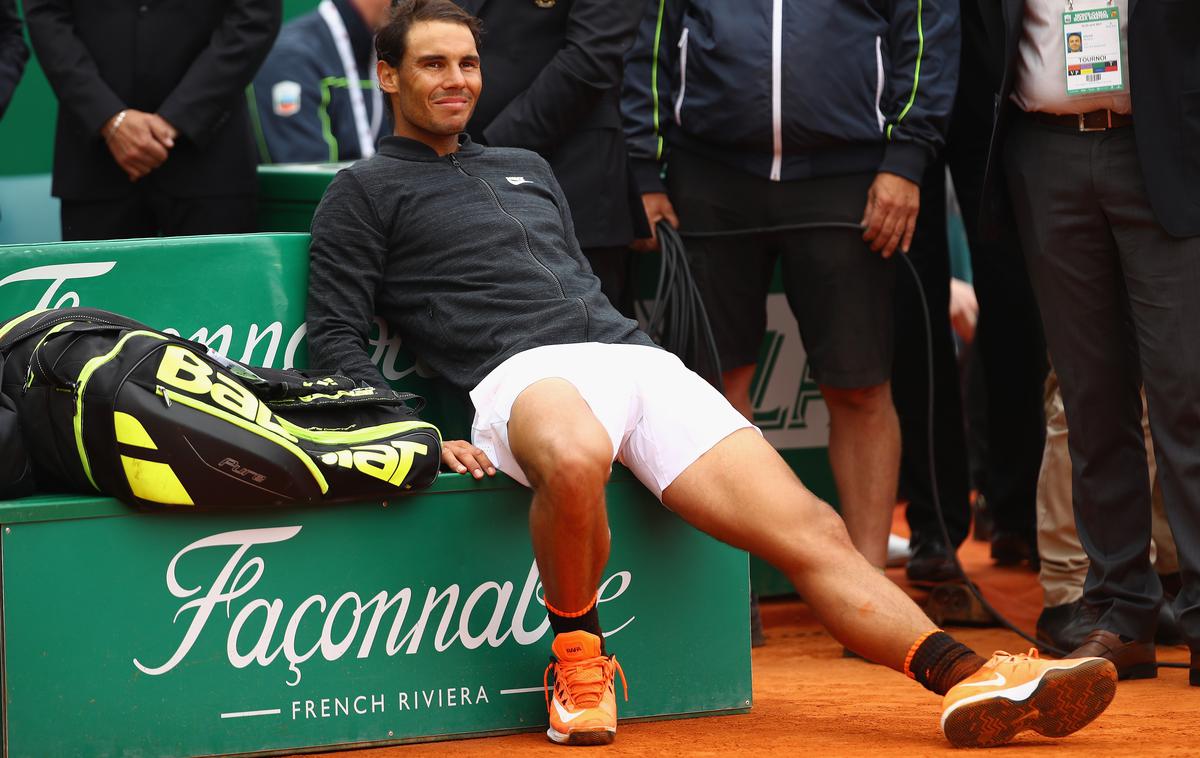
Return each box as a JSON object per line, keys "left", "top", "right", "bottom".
{"left": 662, "top": 426, "right": 1119, "bottom": 751}
{"left": 506, "top": 378, "right": 624, "bottom": 746}
{"left": 723, "top": 365, "right": 898, "bottom": 570}
{"left": 822, "top": 382, "right": 900, "bottom": 569}
{"left": 663, "top": 427, "right": 927, "bottom": 669}
{"left": 507, "top": 378, "right": 613, "bottom": 610}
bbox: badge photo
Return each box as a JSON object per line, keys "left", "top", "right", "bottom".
{"left": 272, "top": 81, "right": 303, "bottom": 117}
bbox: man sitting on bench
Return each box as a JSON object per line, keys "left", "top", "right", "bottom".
{"left": 305, "top": 0, "right": 1117, "bottom": 748}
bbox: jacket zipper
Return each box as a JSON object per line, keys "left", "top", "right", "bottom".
{"left": 769, "top": 0, "right": 783, "bottom": 181}
{"left": 874, "top": 35, "right": 886, "bottom": 133}
{"left": 674, "top": 27, "right": 689, "bottom": 126}
{"left": 447, "top": 153, "right": 567, "bottom": 300}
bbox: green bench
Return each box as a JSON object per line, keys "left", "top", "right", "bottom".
{"left": 0, "top": 234, "right": 750, "bottom": 757}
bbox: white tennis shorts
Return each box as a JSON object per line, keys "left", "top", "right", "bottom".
{"left": 469, "top": 342, "right": 756, "bottom": 498}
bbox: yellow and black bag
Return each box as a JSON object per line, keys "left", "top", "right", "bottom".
{"left": 0, "top": 308, "right": 442, "bottom": 508}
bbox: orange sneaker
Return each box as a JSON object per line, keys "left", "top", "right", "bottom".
{"left": 941, "top": 649, "right": 1117, "bottom": 748}
{"left": 543, "top": 631, "right": 628, "bottom": 746}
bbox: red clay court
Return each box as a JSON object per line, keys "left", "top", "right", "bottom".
{"left": 294, "top": 509, "right": 1195, "bottom": 758}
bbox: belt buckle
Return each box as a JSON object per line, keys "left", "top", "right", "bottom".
{"left": 1077, "top": 111, "right": 1112, "bottom": 133}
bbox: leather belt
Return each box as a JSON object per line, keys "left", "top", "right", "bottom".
{"left": 1031, "top": 109, "right": 1133, "bottom": 132}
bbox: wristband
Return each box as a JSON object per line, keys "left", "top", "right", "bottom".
{"left": 105, "top": 110, "right": 128, "bottom": 139}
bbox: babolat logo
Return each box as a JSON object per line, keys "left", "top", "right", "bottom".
{"left": 155, "top": 344, "right": 298, "bottom": 442}
{"left": 319, "top": 442, "right": 429, "bottom": 487}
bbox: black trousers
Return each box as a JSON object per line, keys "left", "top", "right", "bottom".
{"left": 60, "top": 185, "right": 257, "bottom": 241}
{"left": 1005, "top": 115, "right": 1200, "bottom": 645}
{"left": 893, "top": 159, "right": 973, "bottom": 548}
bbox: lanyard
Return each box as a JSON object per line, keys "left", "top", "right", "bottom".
{"left": 318, "top": 0, "right": 383, "bottom": 159}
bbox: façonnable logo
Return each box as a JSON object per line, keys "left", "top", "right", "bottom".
{"left": 133, "top": 527, "right": 636, "bottom": 687}
{"left": 0, "top": 261, "right": 421, "bottom": 380}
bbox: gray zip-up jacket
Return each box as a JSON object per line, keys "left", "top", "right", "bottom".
{"left": 306, "top": 135, "right": 654, "bottom": 392}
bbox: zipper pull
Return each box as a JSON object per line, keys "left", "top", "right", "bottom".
{"left": 448, "top": 153, "right": 461, "bottom": 168}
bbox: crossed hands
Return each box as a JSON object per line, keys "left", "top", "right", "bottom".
{"left": 103, "top": 109, "right": 177, "bottom": 182}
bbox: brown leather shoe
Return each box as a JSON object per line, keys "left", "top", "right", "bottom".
{"left": 1069, "top": 629, "right": 1156, "bottom": 680}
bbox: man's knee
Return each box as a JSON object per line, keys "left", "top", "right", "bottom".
{"left": 821, "top": 381, "right": 893, "bottom": 414}
{"left": 771, "top": 500, "right": 860, "bottom": 575}
{"left": 805, "top": 504, "right": 857, "bottom": 554}
{"left": 524, "top": 436, "right": 613, "bottom": 501}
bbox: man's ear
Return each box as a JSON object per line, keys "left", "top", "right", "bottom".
{"left": 377, "top": 59, "right": 400, "bottom": 94}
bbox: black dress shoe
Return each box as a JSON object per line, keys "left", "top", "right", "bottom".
{"left": 1036, "top": 599, "right": 1100, "bottom": 654}
{"left": 1190, "top": 650, "right": 1199, "bottom": 686}
{"left": 905, "top": 538, "right": 959, "bottom": 585}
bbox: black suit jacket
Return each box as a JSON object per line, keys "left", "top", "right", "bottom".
{"left": 23, "top": 0, "right": 280, "bottom": 201}
{"left": 0, "top": 0, "right": 27, "bottom": 119}
{"left": 455, "top": 0, "right": 647, "bottom": 249}
{"left": 982, "top": 0, "right": 1200, "bottom": 238}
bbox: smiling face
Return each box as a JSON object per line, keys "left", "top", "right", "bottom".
{"left": 1067, "top": 33, "right": 1082, "bottom": 52}
{"left": 378, "top": 20, "right": 482, "bottom": 155}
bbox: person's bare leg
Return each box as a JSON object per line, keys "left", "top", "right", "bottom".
{"left": 663, "top": 428, "right": 933, "bottom": 670}
{"left": 721, "top": 364, "right": 756, "bottom": 420}
{"left": 507, "top": 378, "right": 614, "bottom": 610}
{"left": 821, "top": 381, "right": 900, "bottom": 569}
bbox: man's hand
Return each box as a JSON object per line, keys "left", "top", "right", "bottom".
{"left": 861, "top": 172, "right": 920, "bottom": 258}
{"left": 442, "top": 439, "right": 496, "bottom": 479}
{"left": 949, "top": 277, "right": 979, "bottom": 344}
{"left": 631, "top": 192, "right": 679, "bottom": 252}
{"left": 103, "top": 110, "right": 177, "bottom": 182}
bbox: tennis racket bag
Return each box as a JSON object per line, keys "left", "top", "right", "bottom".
{"left": 0, "top": 308, "right": 442, "bottom": 508}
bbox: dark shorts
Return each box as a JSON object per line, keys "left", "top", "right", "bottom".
{"left": 666, "top": 149, "right": 896, "bottom": 389}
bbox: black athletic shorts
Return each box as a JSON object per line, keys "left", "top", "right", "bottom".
{"left": 667, "top": 148, "right": 896, "bottom": 389}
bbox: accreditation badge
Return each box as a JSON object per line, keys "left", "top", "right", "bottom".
{"left": 1062, "top": 5, "right": 1124, "bottom": 96}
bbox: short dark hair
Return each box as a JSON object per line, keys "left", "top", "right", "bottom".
{"left": 376, "top": 0, "right": 483, "bottom": 66}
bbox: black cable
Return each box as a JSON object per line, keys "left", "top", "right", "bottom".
{"left": 639, "top": 223, "right": 724, "bottom": 390}
{"left": 663, "top": 218, "right": 1184, "bottom": 667}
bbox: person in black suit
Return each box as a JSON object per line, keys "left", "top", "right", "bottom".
{"left": 23, "top": 0, "right": 281, "bottom": 240}
{"left": 0, "top": 0, "right": 27, "bottom": 119}
{"left": 451, "top": 0, "right": 646, "bottom": 317}
{"left": 982, "top": 0, "right": 1200, "bottom": 682}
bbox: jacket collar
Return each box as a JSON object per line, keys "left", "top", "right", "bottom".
{"left": 377, "top": 134, "right": 484, "bottom": 161}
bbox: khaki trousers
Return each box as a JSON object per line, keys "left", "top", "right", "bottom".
{"left": 1037, "top": 368, "right": 1179, "bottom": 607}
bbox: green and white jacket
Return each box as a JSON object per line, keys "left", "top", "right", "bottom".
{"left": 249, "top": 0, "right": 387, "bottom": 164}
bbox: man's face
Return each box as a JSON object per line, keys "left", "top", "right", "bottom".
{"left": 1068, "top": 35, "right": 1082, "bottom": 52}
{"left": 379, "top": 21, "right": 481, "bottom": 148}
